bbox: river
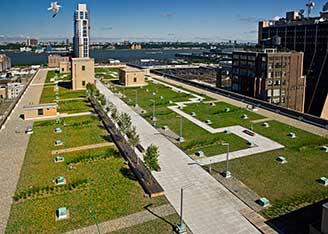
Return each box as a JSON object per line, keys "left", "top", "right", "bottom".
{"left": 2, "top": 49, "right": 206, "bottom": 66}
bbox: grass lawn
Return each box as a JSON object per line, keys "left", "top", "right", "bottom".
{"left": 58, "top": 73, "right": 71, "bottom": 81}
{"left": 95, "top": 68, "right": 119, "bottom": 80}
{"left": 182, "top": 102, "right": 264, "bottom": 129}
{"left": 110, "top": 81, "right": 248, "bottom": 157}
{"left": 210, "top": 120, "right": 328, "bottom": 218}
{"left": 58, "top": 99, "right": 92, "bottom": 114}
{"left": 16, "top": 115, "right": 109, "bottom": 189}
{"left": 40, "top": 83, "right": 86, "bottom": 104}
{"left": 46, "top": 71, "right": 71, "bottom": 83}
{"left": 112, "top": 214, "right": 182, "bottom": 234}
{"left": 6, "top": 114, "right": 167, "bottom": 233}
{"left": 45, "top": 70, "right": 57, "bottom": 83}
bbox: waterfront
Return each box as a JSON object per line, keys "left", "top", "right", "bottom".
{"left": 3, "top": 49, "right": 206, "bottom": 66}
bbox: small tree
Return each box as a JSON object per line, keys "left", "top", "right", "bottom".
{"left": 119, "top": 113, "right": 132, "bottom": 135}
{"left": 111, "top": 107, "right": 119, "bottom": 122}
{"left": 86, "top": 83, "right": 97, "bottom": 96}
{"left": 144, "top": 144, "right": 160, "bottom": 171}
{"left": 128, "top": 126, "right": 140, "bottom": 148}
{"left": 99, "top": 94, "right": 106, "bottom": 106}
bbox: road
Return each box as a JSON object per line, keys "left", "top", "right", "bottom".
{"left": 0, "top": 69, "right": 47, "bottom": 233}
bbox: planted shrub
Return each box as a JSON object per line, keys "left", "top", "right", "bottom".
{"left": 144, "top": 144, "right": 160, "bottom": 171}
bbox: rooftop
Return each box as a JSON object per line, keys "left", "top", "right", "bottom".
{"left": 120, "top": 66, "right": 144, "bottom": 73}
{"left": 23, "top": 103, "right": 58, "bottom": 110}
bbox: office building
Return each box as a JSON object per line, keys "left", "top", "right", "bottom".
{"left": 119, "top": 67, "right": 146, "bottom": 87}
{"left": 73, "top": 4, "right": 90, "bottom": 58}
{"left": 258, "top": 7, "right": 328, "bottom": 116}
{"left": 0, "top": 54, "right": 11, "bottom": 72}
{"left": 231, "top": 49, "right": 306, "bottom": 112}
{"left": 7, "top": 82, "right": 24, "bottom": 99}
{"left": 48, "top": 55, "right": 70, "bottom": 68}
{"left": 71, "top": 58, "right": 94, "bottom": 90}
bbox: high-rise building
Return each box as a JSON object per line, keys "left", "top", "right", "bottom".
{"left": 258, "top": 8, "right": 328, "bottom": 116}
{"left": 230, "top": 49, "right": 306, "bottom": 112}
{"left": 73, "top": 4, "right": 90, "bottom": 58}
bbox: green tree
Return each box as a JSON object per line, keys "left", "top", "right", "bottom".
{"left": 144, "top": 144, "right": 160, "bottom": 171}
{"left": 111, "top": 107, "right": 119, "bottom": 122}
{"left": 99, "top": 94, "right": 106, "bottom": 106}
{"left": 86, "top": 83, "right": 97, "bottom": 96}
{"left": 127, "top": 126, "right": 140, "bottom": 148}
{"left": 119, "top": 113, "right": 132, "bottom": 135}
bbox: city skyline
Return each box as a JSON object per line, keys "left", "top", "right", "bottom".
{"left": 1, "top": 0, "right": 327, "bottom": 43}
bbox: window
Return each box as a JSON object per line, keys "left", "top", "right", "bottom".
{"left": 82, "top": 65, "right": 85, "bottom": 71}
{"left": 38, "top": 109, "right": 44, "bottom": 116}
{"left": 268, "top": 72, "right": 272, "bottom": 78}
{"left": 134, "top": 78, "right": 137, "bottom": 82}
{"left": 82, "top": 81, "right": 86, "bottom": 86}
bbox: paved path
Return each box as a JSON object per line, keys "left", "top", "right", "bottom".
{"left": 65, "top": 204, "right": 176, "bottom": 234}
{"left": 51, "top": 142, "right": 115, "bottom": 155}
{"left": 151, "top": 74, "right": 328, "bottom": 137}
{"left": 26, "top": 112, "right": 95, "bottom": 121}
{"left": 167, "top": 101, "right": 283, "bottom": 166}
{"left": 97, "top": 80, "right": 260, "bottom": 234}
{"left": 0, "top": 69, "right": 47, "bottom": 233}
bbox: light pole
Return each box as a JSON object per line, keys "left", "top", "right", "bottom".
{"left": 222, "top": 143, "right": 231, "bottom": 178}
{"left": 135, "top": 90, "right": 138, "bottom": 107}
{"left": 177, "top": 115, "right": 184, "bottom": 142}
{"left": 176, "top": 184, "right": 193, "bottom": 234}
{"left": 150, "top": 99, "right": 156, "bottom": 125}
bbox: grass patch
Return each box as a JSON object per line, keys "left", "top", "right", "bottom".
{"left": 7, "top": 114, "right": 167, "bottom": 233}
{"left": 210, "top": 120, "right": 328, "bottom": 218}
{"left": 58, "top": 99, "right": 92, "bottom": 114}
{"left": 109, "top": 81, "right": 248, "bottom": 157}
{"left": 96, "top": 68, "right": 119, "bottom": 80}
{"left": 182, "top": 102, "right": 264, "bottom": 129}
{"left": 112, "top": 214, "right": 180, "bottom": 234}
{"left": 45, "top": 70, "right": 57, "bottom": 83}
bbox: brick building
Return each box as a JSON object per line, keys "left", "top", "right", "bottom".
{"left": 119, "top": 67, "right": 145, "bottom": 87}
{"left": 258, "top": 10, "right": 328, "bottom": 116}
{"left": 231, "top": 49, "right": 306, "bottom": 112}
{"left": 48, "top": 55, "right": 70, "bottom": 68}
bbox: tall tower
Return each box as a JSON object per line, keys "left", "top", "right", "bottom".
{"left": 73, "top": 3, "right": 90, "bottom": 58}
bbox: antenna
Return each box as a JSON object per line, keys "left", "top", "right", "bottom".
{"left": 306, "top": 0, "right": 315, "bottom": 18}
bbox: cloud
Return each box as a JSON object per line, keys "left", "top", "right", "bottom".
{"left": 160, "top": 13, "right": 174, "bottom": 18}
{"left": 168, "top": 33, "right": 176, "bottom": 36}
{"left": 239, "top": 16, "right": 266, "bottom": 23}
{"left": 247, "top": 30, "right": 258, "bottom": 34}
{"left": 100, "top": 27, "right": 113, "bottom": 31}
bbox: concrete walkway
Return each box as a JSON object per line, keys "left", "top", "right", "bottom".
{"left": 151, "top": 74, "right": 328, "bottom": 137}
{"left": 97, "top": 80, "right": 260, "bottom": 234}
{"left": 51, "top": 142, "right": 115, "bottom": 155}
{"left": 0, "top": 69, "right": 47, "bottom": 233}
{"left": 65, "top": 204, "right": 176, "bottom": 234}
{"left": 26, "top": 112, "right": 95, "bottom": 121}
{"left": 168, "top": 106, "right": 284, "bottom": 166}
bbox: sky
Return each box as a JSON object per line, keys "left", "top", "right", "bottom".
{"left": 0, "top": 0, "right": 327, "bottom": 43}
